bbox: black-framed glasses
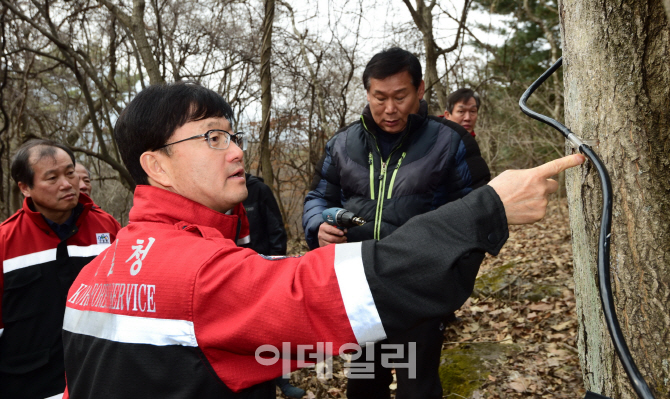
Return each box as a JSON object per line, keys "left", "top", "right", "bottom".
{"left": 156, "top": 130, "right": 247, "bottom": 151}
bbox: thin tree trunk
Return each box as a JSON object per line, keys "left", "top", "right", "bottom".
{"left": 422, "top": 32, "right": 446, "bottom": 115}
{"left": 99, "top": 0, "right": 164, "bottom": 85}
{"left": 560, "top": 0, "right": 670, "bottom": 397}
{"left": 259, "top": 0, "right": 274, "bottom": 192}
{"left": 402, "top": 0, "right": 468, "bottom": 115}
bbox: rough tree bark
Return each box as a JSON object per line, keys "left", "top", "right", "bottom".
{"left": 259, "top": 0, "right": 275, "bottom": 192}
{"left": 401, "top": 0, "right": 469, "bottom": 115}
{"left": 99, "top": 0, "right": 164, "bottom": 86}
{"left": 560, "top": 0, "right": 670, "bottom": 397}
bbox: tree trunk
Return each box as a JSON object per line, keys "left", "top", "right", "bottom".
{"left": 560, "top": 0, "right": 670, "bottom": 397}
{"left": 130, "top": 0, "right": 163, "bottom": 86}
{"left": 422, "top": 31, "right": 446, "bottom": 116}
{"left": 259, "top": 0, "right": 275, "bottom": 192}
{"left": 402, "top": 0, "right": 451, "bottom": 116}
{"left": 99, "top": 0, "right": 164, "bottom": 86}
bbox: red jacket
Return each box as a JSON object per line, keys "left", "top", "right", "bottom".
{"left": 63, "top": 184, "right": 508, "bottom": 398}
{"left": 229, "top": 202, "right": 250, "bottom": 246}
{"left": 0, "top": 193, "right": 120, "bottom": 399}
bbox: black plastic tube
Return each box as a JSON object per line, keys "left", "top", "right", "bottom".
{"left": 519, "top": 57, "right": 655, "bottom": 399}
{"left": 519, "top": 58, "right": 572, "bottom": 140}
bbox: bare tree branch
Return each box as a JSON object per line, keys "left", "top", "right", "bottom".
{"left": 69, "top": 145, "right": 135, "bottom": 190}
{"left": 98, "top": 0, "right": 164, "bottom": 85}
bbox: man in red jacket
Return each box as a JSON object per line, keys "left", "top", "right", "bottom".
{"left": 74, "top": 163, "right": 93, "bottom": 198}
{"left": 0, "top": 139, "right": 121, "bottom": 399}
{"left": 62, "top": 82, "right": 583, "bottom": 398}
{"left": 444, "top": 88, "right": 480, "bottom": 137}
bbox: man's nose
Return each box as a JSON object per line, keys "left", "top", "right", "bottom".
{"left": 61, "top": 176, "right": 74, "bottom": 189}
{"left": 227, "top": 141, "right": 244, "bottom": 163}
{"left": 384, "top": 100, "right": 397, "bottom": 114}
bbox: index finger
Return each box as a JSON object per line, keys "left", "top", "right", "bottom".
{"left": 533, "top": 154, "right": 586, "bottom": 178}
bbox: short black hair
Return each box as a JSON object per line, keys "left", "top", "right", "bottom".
{"left": 446, "top": 88, "right": 480, "bottom": 113}
{"left": 114, "top": 81, "right": 235, "bottom": 185}
{"left": 363, "top": 47, "right": 423, "bottom": 91}
{"left": 11, "top": 139, "right": 76, "bottom": 188}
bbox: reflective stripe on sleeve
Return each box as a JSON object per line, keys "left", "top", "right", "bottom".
{"left": 236, "top": 235, "right": 251, "bottom": 245}
{"left": 333, "top": 242, "right": 387, "bottom": 345}
{"left": 3, "top": 248, "right": 57, "bottom": 273}
{"left": 3, "top": 244, "right": 110, "bottom": 274}
{"left": 63, "top": 308, "right": 198, "bottom": 347}
{"left": 67, "top": 244, "right": 111, "bottom": 258}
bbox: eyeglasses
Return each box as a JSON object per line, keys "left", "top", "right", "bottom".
{"left": 156, "top": 130, "right": 247, "bottom": 151}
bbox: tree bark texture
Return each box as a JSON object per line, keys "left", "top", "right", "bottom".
{"left": 402, "top": 0, "right": 458, "bottom": 116}
{"left": 560, "top": 0, "right": 669, "bottom": 397}
{"left": 259, "top": 0, "right": 275, "bottom": 192}
{"left": 100, "top": 0, "right": 164, "bottom": 86}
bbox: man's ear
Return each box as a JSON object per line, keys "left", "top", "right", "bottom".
{"left": 18, "top": 181, "right": 31, "bottom": 198}
{"left": 417, "top": 80, "right": 426, "bottom": 100}
{"left": 444, "top": 110, "right": 452, "bottom": 120}
{"left": 140, "top": 151, "right": 172, "bottom": 188}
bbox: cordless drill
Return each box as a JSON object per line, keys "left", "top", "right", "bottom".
{"left": 322, "top": 208, "right": 367, "bottom": 229}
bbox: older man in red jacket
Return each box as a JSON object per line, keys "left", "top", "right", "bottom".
{"left": 0, "top": 139, "right": 120, "bottom": 399}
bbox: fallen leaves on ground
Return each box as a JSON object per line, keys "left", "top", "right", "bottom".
{"left": 441, "top": 198, "right": 584, "bottom": 398}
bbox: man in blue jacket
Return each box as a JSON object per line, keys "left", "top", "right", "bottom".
{"left": 303, "top": 48, "right": 491, "bottom": 398}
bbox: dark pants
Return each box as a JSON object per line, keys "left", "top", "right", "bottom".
{"left": 346, "top": 319, "right": 444, "bottom": 399}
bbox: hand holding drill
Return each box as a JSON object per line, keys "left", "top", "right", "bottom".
{"left": 318, "top": 208, "right": 366, "bottom": 247}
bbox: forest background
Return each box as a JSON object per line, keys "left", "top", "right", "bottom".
{"left": 3, "top": 1, "right": 669, "bottom": 398}
{"left": 0, "top": 0, "right": 564, "bottom": 247}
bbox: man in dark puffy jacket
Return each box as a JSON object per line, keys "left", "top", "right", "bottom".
{"left": 302, "top": 48, "right": 490, "bottom": 399}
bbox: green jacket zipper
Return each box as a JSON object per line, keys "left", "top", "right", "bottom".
{"left": 369, "top": 153, "right": 375, "bottom": 200}
{"left": 362, "top": 116, "right": 410, "bottom": 240}
{"left": 374, "top": 160, "right": 388, "bottom": 240}
{"left": 387, "top": 152, "right": 407, "bottom": 199}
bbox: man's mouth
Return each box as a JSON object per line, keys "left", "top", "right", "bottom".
{"left": 384, "top": 120, "right": 401, "bottom": 129}
{"left": 61, "top": 193, "right": 76, "bottom": 200}
{"left": 229, "top": 169, "right": 245, "bottom": 179}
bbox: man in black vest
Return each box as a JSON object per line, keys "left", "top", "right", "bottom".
{"left": 303, "top": 48, "right": 490, "bottom": 399}
{"left": 242, "top": 174, "right": 287, "bottom": 257}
